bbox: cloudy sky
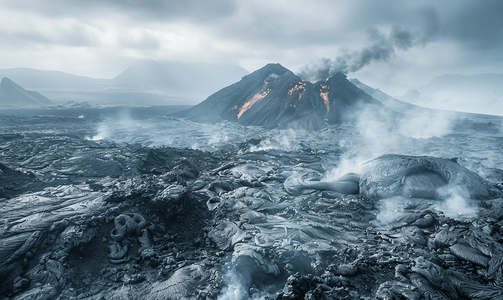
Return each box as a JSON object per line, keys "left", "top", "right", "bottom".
{"left": 0, "top": 0, "right": 501, "bottom": 95}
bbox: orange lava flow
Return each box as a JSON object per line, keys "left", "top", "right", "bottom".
{"left": 320, "top": 91, "right": 330, "bottom": 112}
{"left": 320, "top": 84, "right": 330, "bottom": 113}
{"left": 237, "top": 89, "right": 271, "bottom": 119}
{"left": 287, "top": 82, "right": 306, "bottom": 96}
{"left": 298, "top": 92, "right": 304, "bottom": 101}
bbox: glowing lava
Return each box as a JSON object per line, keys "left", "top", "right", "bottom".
{"left": 287, "top": 82, "right": 306, "bottom": 95}
{"left": 288, "top": 82, "right": 306, "bottom": 100}
{"left": 320, "top": 84, "right": 330, "bottom": 113}
{"left": 237, "top": 89, "right": 271, "bottom": 119}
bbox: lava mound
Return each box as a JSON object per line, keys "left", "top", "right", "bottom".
{"left": 175, "top": 63, "right": 395, "bottom": 127}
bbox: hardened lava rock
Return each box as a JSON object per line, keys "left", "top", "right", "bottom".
{"left": 3, "top": 114, "right": 503, "bottom": 299}
{"left": 360, "top": 154, "right": 500, "bottom": 200}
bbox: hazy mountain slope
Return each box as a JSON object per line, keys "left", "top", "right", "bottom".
{"left": 397, "top": 89, "right": 434, "bottom": 106}
{"left": 349, "top": 78, "right": 428, "bottom": 113}
{"left": 410, "top": 73, "right": 503, "bottom": 115}
{"left": 0, "top": 68, "right": 108, "bottom": 91}
{"left": 112, "top": 59, "right": 249, "bottom": 96}
{"left": 0, "top": 61, "right": 249, "bottom": 106}
{"left": 28, "top": 91, "right": 54, "bottom": 105}
{"left": 0, "top": 77, "right": 53, "bottom": 107}
{"left": 419, "top": 73, "right": 503, "bottom": 100}
{"left": 351, "top": 77, "right": 503, "bottom": 126}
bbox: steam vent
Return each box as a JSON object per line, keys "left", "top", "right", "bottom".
{"left": 176, "top": 63, "right": 393, "bottom": 127}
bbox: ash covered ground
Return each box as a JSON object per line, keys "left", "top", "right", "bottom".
{"left": 2, "top": 107, "right": 503, "bottom": 299}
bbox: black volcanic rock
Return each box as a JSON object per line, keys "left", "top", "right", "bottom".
{"left": 3, "top": 111, "right": 503, "bottom": 299}
{"left": 0, "top": 77, "right": 53, "bottom": 107}
{"left": 175, "top": 63, "right": 395, "bottom": 127}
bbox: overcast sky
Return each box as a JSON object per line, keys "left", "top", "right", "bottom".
{"left": 0, "top": 0, "right": 501, "bottom": 95}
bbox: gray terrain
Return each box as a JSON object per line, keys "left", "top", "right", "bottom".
{"left": 2, "top": 68, "right": 503, "bottom": 299}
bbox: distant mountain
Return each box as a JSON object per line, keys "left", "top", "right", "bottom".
{"left": 411, "top": 73, "right": 503, "bottom": 115}
{"left": 397, "top": 89, "right": 434, "bottom": 106}
{"left": 175, "top": 63, "right": 395, "bottom": 127}
{"left": 0, "top": 61, "right": 249, "bottom": 106}
{"left": 419, "top": 73, "right": 503, "bottom": 100}
{"left": 112, "top": 59, "right": 249, "bottom": 97}
{"left": 349, "top": 78, "right": 428, "bottom": 113}
{"left": 0, "top": 68, "right": 108, "bottom": 91}
{"left": 0, "top": 77, "right": 53, "bottom": 107}
{"left": 350, "top": 78, "right": 500, "bottom": 122}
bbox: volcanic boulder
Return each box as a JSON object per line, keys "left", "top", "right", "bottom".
{"left": 175, "top": 63, "right": 395, "bottom": 127}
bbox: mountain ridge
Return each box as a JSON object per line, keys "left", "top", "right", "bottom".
{"left": 0, "top": 60, "right": 249, "bottom": 105}
{"left": 112, "top": 59, "right": 249, "bottom": 94}
{"left": 0, "top": 77, "right": 53, "bottom": 107}
{"left": 403, "top": 73, "right": 503, "bottom": 115}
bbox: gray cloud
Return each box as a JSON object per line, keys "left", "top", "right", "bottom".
{"left": 441, "top": 1, "right": 503, "bottom": 49}
{"left": 0, "top": 0, "right": 502, "bottom": 87}
{"left": 1, "top": 0, "right": 238, "bottom": 23}
{"left": 418, "top": 6, "right": 440, "bottom": 44}
{"left": 390, "top": 27, "right": 414, "bottom": 50}
{"left": 117, "top": 30, "right": 162, "bottom": 51}
{"left": 0, "top": 22, "right": 100, "bottom": 48}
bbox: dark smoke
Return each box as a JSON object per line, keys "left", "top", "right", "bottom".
{"left": 298, "top": 27, "right": 419, "bottom": 82}
{"left": 390, "top": 27, "right": 414, "bottom": 50}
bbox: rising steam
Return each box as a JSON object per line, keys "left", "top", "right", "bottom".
{"left": 435, "top": 184, "right": 478, "bottom": 220}
{"left": 298, "top": 27, "right": 418, "bottom": 82}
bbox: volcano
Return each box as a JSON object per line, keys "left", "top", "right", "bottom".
{"left": 176, "top": 63, "right": 395, "bottom": 127}
{"left": 0, "top": 77, "right": 53, "bottom": 107}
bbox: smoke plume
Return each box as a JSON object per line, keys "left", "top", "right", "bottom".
{"left": 298, "top": 27, "right": 418, "bottom": 82}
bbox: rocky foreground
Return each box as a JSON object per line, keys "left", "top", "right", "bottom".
{"left": 2, "top": 113, "right": 503, "bottom": 299}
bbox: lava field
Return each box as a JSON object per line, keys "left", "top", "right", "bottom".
{"left": 2, "top": 110, "right": 503, "bottom": 300}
